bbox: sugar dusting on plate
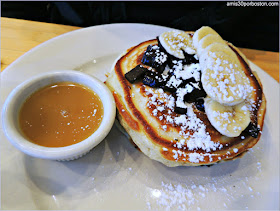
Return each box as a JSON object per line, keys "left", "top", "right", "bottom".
{"left": 144, "top": 148, "right": 263, "bottom": 210}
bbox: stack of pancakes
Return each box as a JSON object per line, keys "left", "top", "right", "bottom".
{"left": 105, "top": 27, "right": 266, "bottom": 167}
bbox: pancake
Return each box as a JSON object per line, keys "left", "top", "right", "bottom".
{"left": 105, "top": 31, "right": 266, "bottom": 167}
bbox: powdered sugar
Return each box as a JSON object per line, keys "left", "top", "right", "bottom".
{"left": 201, "top": 51, "right": 253, "bottom": 105}
{"left": 144, "top": 84, "right": 223, "bottom": 162}
{"left": 145, "top": 161, "right": 264, "bottom": 211}
{"left": 166, "top": 75, "right": 182, "bottom": 88}
{"left": 173, "top": 63, "right": 201, "bottom": 82}
{"left": 149, "top": 45, "right": 167, "bottom": 64}
{"left": 143, "top": 145, "right": 264, "bottom": 210}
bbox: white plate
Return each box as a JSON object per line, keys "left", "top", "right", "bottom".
{"left": 1, "top": 24, "right": 279, "bottom": 210}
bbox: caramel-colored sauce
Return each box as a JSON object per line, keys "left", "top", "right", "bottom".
{"left": 19, "top": 82, "right": 104, "bottom": 147}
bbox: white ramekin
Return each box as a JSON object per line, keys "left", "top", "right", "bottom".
{"left": 2, "top": 70, "right": 116, "bottom": 161}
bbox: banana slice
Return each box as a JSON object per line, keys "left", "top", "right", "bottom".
{"left": 199, "top": 43, "right": 241, "bottom": 73}
{"left": 204, "top": 98, "right": 250, "bottom": 137}
{"left": 199, "top": 42, "right": 239, "bottom": 64}
{"left": 199, "top": 49, "right": 240, "bottom": 73}
{"left": 193, "top": 26, "right": 220, "bottom": 49}
{"left": 201, "top": 52, "right": 249, "bottom": 106}
{"left": 197, "top": 34, "right": 226, "bottom": 57}
{"left": 158, "top": 30, "right": 195, "bottom": 59}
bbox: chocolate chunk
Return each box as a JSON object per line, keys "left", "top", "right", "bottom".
{"left": 173, "top": 91, "right": 188, "bottom": 114}
{"left": 174, "top": 106, "right": 188, "bottom": 114}
{"left": 180, "top": 77, "right": 197, "bottom": 88}
{"left": 243, "top": 122, "right": 260, "bottom": 138}
{"left": 183, "top": 83, "right": 207, "bottom": 103}
{"left": 143, "top": 71, "right": 166, "bottom": 88}
{"left": 162, "top": 75, "right": 182, "bottom": 93}
{"left": 125, "top": 65, "right": 148, "bottom": 83}
{"left": 169, "top": 59, "right": 184, "bottom": 71}
{"left": 141, "top": 45, "right": 168, "bottom": 72}
{"left": 141, "top": 45, "right": 154, "bottom": 65}
{"left": 162, "top": 85, "right": 177, "bottom": 93}
{"left": 183, "top": 51, "right": 199, "bottom": 65}
{"left": 195, "top": 98, "right": 205, "bottom": 112}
